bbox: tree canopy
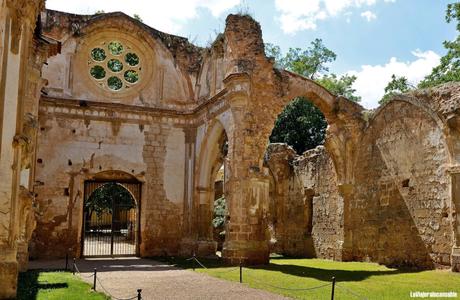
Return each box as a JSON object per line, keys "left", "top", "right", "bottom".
{"left": 266, "top": 39, "right": 360, "bottom": 154}
{"left": 379, "top": 74, "right": 414, "bottom": 105}
{"left": 419, "top": 3, "right": 460, "bottom": 88}
{"left": 85, "top": 183, "right": 135, "bottom": 218}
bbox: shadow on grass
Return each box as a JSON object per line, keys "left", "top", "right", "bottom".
{"left": 163, "top": 256, "right": 422, "bottom": 283}
{"left": 17, "top": 270, "right": 69, "bottom": 300}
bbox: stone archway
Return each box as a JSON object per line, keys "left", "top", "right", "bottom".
{"left": 193, "top": 120, "right": 229, "bottom": 256}
{"left": 81, "top": 171, "right": 142, "bottom": 257}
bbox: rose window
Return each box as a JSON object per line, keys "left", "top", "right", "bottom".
{"left": 89, "top": 41, "right": 141, "bottom": 92}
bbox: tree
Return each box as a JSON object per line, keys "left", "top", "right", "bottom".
{"left": 280, "top": 38, "right": 337, "bottom": 79}
{"left": 266, "top": 40, "right": 360, "bottom": 154}
{"left": 379, "top": 74, "right": 414, "bottom": 105}
{"left": 317, "top": 74, "right": 361, "bottom": 102}
{"left": 85, "top": 183, "right": 135, "bottom": 219}
{"left": 270, "top": 97, "right": 327, "bottom": 154}
{"left": 419, "top": 3, "right": 460, "bottom": 88}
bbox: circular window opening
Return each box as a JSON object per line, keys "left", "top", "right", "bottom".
{"left": 124, "top": 70, "right": 139, "bottom": 84}
{"left": 125, "top": 53, "right": 140, "bottom": 66}
{"left": 108, "top": 41, "right": 124, "bottom": 56}
{"left": 90, "top": 65, "right": 106, "bottom": 79}
{"left": 91, "top": 48, "right": 106, "bottom": 61}
{"left": 108, "top": 59, "right": 123, "bottom": 72}
{"left": 108, "top": 76, "right": 123, "bottom": 91}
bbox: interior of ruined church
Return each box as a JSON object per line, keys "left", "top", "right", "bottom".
{"left": 1, "top": 0, "right": 460, "bottom": 298}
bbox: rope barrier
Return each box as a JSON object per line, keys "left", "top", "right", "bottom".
{"left": 243, "top": 270, "right": 332, "bottom": 291}
{"left": 336, "top": 283, "right": 369, "bottom": 300}
{"left": 190, "top": 257, "right": 239, "bottom": 274}
{"left": 96, "top": 276, "right": 139, "bottom": 300}
{"left": 73, "top": 262, "right": 95, "bottom": 278}
{"left": 72, "top": 259, "right": 141, "bottom": 300}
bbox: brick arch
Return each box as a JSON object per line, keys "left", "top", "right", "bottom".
{"left": 265, "top": 70, "right": 366, "bottom": 184}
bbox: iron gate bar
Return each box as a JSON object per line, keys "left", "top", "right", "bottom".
{"left": 82, "top": 180, "right": 141, "bottom": 257}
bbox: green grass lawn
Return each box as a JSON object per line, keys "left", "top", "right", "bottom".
{"left": 169, "top": 257, "right": 460, "bottom": 300}
{"left": 17, "top": 270, "right": 109, "bottom": 300}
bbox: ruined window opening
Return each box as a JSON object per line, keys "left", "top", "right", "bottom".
{"left": 88, "top": 40, "right": 141, "bottom": 92}
{"left": 37, "top": 158, "right": 43, "bottom": 164}
{"left": 64, "top": 188, "right": 70, "bottom": 196}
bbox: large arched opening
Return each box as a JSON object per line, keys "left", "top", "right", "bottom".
{"left": 194, "top": 120, "right": 229, "bottom": 256}
{"left": 81, "top": 171, "right": 141, "bottom": 257}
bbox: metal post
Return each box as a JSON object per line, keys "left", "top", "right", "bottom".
{"left": 192, "top": 252, "right": 196, "bottom": 271}
{"left": 331, "top": 277, "right": 336, "bottom": 300}
{"left": 137, "top": 289, "right": 142, "bottom": 300}
{"left": 72, "top": 258, "right": 76, "bottom": 275}
{"left": 65, "top": 254, "right": 68, "bottom": 271}
{"left": 239, "top": 260, "right": 243, "bottom": 283}
{"left": 93, "top": 268, "right": 97, "bottom": 290}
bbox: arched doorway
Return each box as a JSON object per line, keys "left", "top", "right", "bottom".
{"left": 82, "top": 180, "right": 141, "bottom": 257}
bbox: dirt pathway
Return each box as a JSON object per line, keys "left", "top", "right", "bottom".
{"left": 29, "top": 258, "right": 290, "bottom": 300}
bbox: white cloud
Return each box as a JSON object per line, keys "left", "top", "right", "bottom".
{"left": 45, "top": 0, "right": 241, "bottom": 34}
{"left": 275, "top": 0, "right": 393, "bottom": 34}
{"left": 360, "top": 10, "right": 377, "bottom": 22}
{"left": 347, "top": 50, "right": 440, "bottom": 109}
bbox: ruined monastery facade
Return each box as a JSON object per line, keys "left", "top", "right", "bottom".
{"left": 1, "top": 1, "right": 460, "bottom": 298}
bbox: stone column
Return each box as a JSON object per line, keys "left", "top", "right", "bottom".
{"left": 195, "top": 186, "right": 217, "bottom": 256}
{"left": 179, "top": 127, "right": 199, "bottom": 256}
{"left": 450, "top": 169, "right": 460, "bottom": 272}
{"left": 221, "top": 73, "right": 270, "bottom": 265}
{"left": 223, "top": 176, "right": 270, "bottom": 264}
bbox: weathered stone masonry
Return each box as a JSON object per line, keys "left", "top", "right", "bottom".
{"left": 2, "top": 4, "right": 460, "bottom": 299}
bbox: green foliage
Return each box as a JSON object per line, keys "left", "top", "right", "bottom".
{"left": 133, "top": 14, "right": 143, "bottom": 22}
{"left": 125, "top": 53, "right": 140, "bottom": 66}
{"left": 90, "top": 65, "right": 106, "bottom": 80}
{"left": 280, "top": 39, "right": 337, "bottom": 79}
{"left": 379, "top": 74, "right": 414, "bottom": 105}
{"left": 265, "top": 39, "right": 360, "bottom": 154}
{"left": 264, "top": 43, "right": 283, "bottom": 68}
{"left": 317, "top": 74, "right": 361, "bottom": 102}
{"left": 212, "top": 196, "right": 227, "bottom": 235}
{"left": 91, "top": 48, "right": 106, "bottom": 62}
{"left": 108, "top": 76, "right": 123, "bottom": 90}
{"left": 108, "top": 41, "right": 124, "bottom": 56}
{"left": 270, "top": 97, "right": 327, "bottom": 154}
{"left": 419, "top": 3, "right": 460, "bottom": 88}
{"left": 85, "top": 183, "right": 135, "bottom": 217}
{"left": 124, "top": 70, "right": 139, "bottom": 83}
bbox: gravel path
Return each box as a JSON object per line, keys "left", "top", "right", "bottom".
{"left": 29, "top": 258, "right": 290, "bottom": 300}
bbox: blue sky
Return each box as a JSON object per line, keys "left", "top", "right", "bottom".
{"left": 46, "top": 0, "right": 457, "bottom": 108}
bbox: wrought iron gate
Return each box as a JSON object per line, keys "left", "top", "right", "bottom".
{"left": 82, "top": 181, "right": 141, "bottom": 257}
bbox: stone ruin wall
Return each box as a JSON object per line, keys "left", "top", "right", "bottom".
{"left": 32, "top": 97, "right": 192, "bottom": 258}
{"left": 24, "top": 8, "right": 460, "bottom": 270}
{"left": 265, "top": 94, "right": 454, "bottom": 269}
{"left": 265, "top": 144, "right": 343, "bottom": 260}
{"left": 350, "top": 99, "right": 451, "bottom": 268}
